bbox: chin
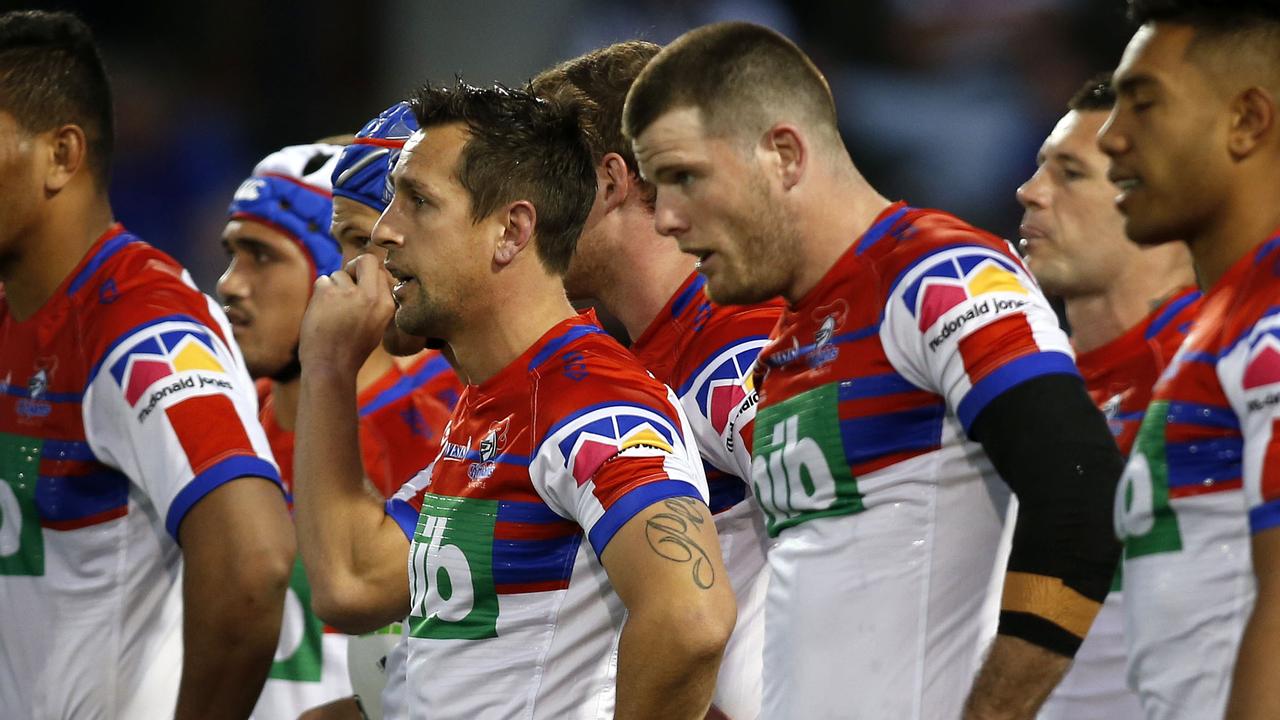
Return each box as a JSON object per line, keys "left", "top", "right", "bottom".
{"left": 381, "top": 326, "right": 428, "bottom": 356}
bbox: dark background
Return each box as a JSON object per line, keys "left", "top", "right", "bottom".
{"left": 10, "top": 0, "right": 1133, "bottom": 293}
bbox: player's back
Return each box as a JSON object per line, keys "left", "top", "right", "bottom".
{"left": 0, "top": 225, "right": 277, "bottom": 718}
{"left": 1117, "top": 237, "right": 1280, "bottom": 719}
{"left": 752, "top": 202, "right": 1077, "bottom": 719}
{"left": 399, "top": 313, "right": 707, "bottom": 719}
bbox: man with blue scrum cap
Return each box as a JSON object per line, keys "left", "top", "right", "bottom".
{"left": 217, "top": 142, "right": 451, "bottom": 720}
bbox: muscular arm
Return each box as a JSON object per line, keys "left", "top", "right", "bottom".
{"left": 175, "top": 477, "right": 295, "bottom": 719}
{"left": 602, "top": 496, "right": 737, "bottom": 720}
{"left": 1225, "top": 526, "right": 1280, "bottom": 719}
{"left": 964, "top": 374, "right": 1125, "bottom": 719}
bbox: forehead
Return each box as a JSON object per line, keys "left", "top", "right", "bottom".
{"left": 633, "top": 106, "right": 712, "bottom": 162}
{"left": 396, "top": 123, "right": 468, "bottom": 186}
{"left": 331, "top": 195, "right": 379, "bottom": 230}
{"left": 1042, "top": 110, "right": 1107, "bottom": 161}
{"left": 1115, "top": 23, "right": 1198, "bottom": 86}
{"left": 222, "top": 217, "right": 299, "bottom": 250}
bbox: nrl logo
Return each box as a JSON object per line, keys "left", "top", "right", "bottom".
{"left": 27, "top": 368, "right": 48, "bottom": 400}
{"left": 815, "top": 314, "right": 837, "bottom": 348}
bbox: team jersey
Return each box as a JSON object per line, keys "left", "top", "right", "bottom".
{"left": 383, "top": 313, "right": 708, "bottom": 719}
{"left": 396, "top": 349, "right": 463, "bottom": 413}
{"left": 750, "top": 202, "right": 1077, "bottom": 719}
{"left": 0, "top": 225, "right": 280, "bottom": 719}
{"left": 1116, "top": 236, "right": 1280, "bottom": 719}
{"left": 253, "top": 362, "right": 450, "bottom": 720}
{"left": 1037, "top": 288, "right": 1200, "bottom": 720}
{"left": 630, "top": 272, "right": 781, "bottom": 719}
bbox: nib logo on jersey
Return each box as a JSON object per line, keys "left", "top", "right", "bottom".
{"left": 559, "top": 410, "right": 677, "bottom": 486}
{"left": 1244, "top": 333, "right": 1280, "bottom": 413}
{"left": 110, "top": 327, "right": 233, "bottom": 422}
{"left": 902, "top": 252, "right": 1030, "bottom": 352}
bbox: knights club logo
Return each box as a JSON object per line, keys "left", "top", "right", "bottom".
{"left": 902, "top": 252, "right": 1029, "bottom": 332}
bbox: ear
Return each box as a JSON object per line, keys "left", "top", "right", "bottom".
{"left": 597, "top": 152, "right": 633, "bottom": 214}
{"left": 45, "top": 124, "right": 89, "bottom": 193}
{"left": 761, "top": 123, "right": 807, "bottom": 191}
{"left": 1228, "top": 86, "right": 1275, "bottom": 160}
{"left": 494, "top": 200, "right": 536, "bottom": 267}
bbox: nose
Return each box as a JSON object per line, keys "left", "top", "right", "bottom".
{"left": 372, "top": 202, "right": 405, "bottom": 251}
{"left": 653, "top": 192, "right": 688, "bottom": 238}
{"left": 216, "top": 255, "right": 247, "bottom": 304}
{"left": 1097, "top": 106, "right": 1127, "bottom": 158}
{"left": 1016, "top": 167, "right": 1049, "bottom": 210}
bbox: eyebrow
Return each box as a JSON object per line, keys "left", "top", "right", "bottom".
{"left": 223, "top": 235, "right": 275, "bottom": 255}
{"left": 1115, "top": 74, "right": 1157, "bottom": 96}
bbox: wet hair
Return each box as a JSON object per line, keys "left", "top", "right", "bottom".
{"left": 408, "top": 81, "right": 596, "bottom": 276}
{"left": 0, "top": 10, "right": 113, "bottom": 187}
{"left": 532, "top": 41, "right": 661, "bottom": 207}
{"left": 1067, "top": 73, "right": 1116, "bottom": 112}
{"left": 623, "top": 21, "right": 839, "bottom": 148}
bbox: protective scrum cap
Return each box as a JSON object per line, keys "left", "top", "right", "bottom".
{"left": 331, "top": 102, "right": 419, "bottom": 213}
{"left": 227, "top": 143, "right": 344, "bottom": 278}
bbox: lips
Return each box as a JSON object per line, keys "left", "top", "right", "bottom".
{"left": 1107, "top": 168, "right": 1142, "bottom": 206}
{"left": 223, "top": 305, "right": 250, "bottom": 327}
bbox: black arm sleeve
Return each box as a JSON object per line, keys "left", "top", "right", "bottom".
{"left": 970, "top": 372, "right": 1125, "bottom": 656}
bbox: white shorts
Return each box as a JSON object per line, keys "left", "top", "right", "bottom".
{"left": 711, "top": 497, "right": 769, "bottom": 720}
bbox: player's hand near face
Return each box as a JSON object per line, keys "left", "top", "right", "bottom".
{"left": 300, "top": 252, "right": 396, "bottom": 377}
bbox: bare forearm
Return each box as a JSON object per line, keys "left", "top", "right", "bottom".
{"left": 1226, "top": 595, "right": 1280, "bottom": 718}
{"left": 963, "top": 635, "right": 1070, "bottom": 720}
{"left": 615, "top": 610, "right": 724, "bottom": 720}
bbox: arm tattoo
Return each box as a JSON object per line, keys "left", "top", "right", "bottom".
{"left": 645, "top": 498, "right": 715, "bottom": 589}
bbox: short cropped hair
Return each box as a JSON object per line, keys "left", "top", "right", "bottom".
{"left": 0, "top": 11, "right": 113, "bottom": 187}
{"left": 532, "top": 40, "right": 660, "bottom": 206}
{"left": 1067, "top": 73, "right": 1116, "bottom": 112}
{"left": 1127, "top": 0, "right": 1280, "bottom": 81}
{"left": 408, "top": 81, "right": 596, "bottom": 276}
{"left": 623, "top": 21, "right": 838, "bottom": 147}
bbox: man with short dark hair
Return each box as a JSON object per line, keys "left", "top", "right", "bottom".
{"left": 626, "top": 22, "right": 1124, "bottom": 719}
{"left": 1102, "top": 2, "right": 1280, "bottom": 717}
{"left": 1017, "top": 73, "right": 1198, "bottom": 720}
{"left": 295, "top": 82, "right": 737, "bottom": 719}
{"left": 533, "top": 41, "right": 781, "bottom": 720}
{"left": 0, "top": 10, "right": 295, "bottom": 718}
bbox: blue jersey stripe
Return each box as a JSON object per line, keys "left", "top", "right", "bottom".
{"left": 0, "top": 383, "right": 83, "bottom": 404}
{"left": 527, "top": 324, "right": 607, "bottom": 372}
{"left": 1165, "top": 438, "right": 1242, "bottom": 490}
{"left": 496, "top": 499, "right": 569, "bottom": 525}
{"left": 1165, "top": 401, "right": 1241, "bottom": 431}
{"left": 854, "top": 205, "right": 911, "bottom": 256}
{"left": 704, "top": 465, "right": 748, "bottom": 513}
{"left": 359, "top": 353, "right": 453, "bottom": 417}
{"left": 587, "top": 479, "right": 702, "bottom": 558}
{"left": 35, "top": 469, "right": 130, "bottom": 523}
{"left": 1250, "top": 499, "right": 1280, "bottom": 535}
{"left": 956, "top": 351, "right": 1079, "bottom": 433}
{"left": 841, "top": 404, "right": 945, "bottom": 467}
{"left": 762, "top": 324, "right": 879, "bottom": 369}
{"left": 492, "top": 534, "right": 582, "bottom": 588}
{"left": 165, "top": 455, "right": 282, "bottom": 541}
{"left": 837, "top": 372, "right": 923, "bottom": 401}
{"left": 67, "top": 231, "right": 136, "bottom": 296}
{"left": 1144, "top": 291, "right": 1201, "bottom": 341}
{"left": 41, "top": 439, "right": 98, "bottom": 463}
{"left": 385, "top": 498, "right": 420, "bottom": 541}
{"left": 670, "top": 274, "right": 708, "bottom": 319}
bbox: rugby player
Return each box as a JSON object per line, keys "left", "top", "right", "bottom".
{"left": 1016, "top": 74, "right": 1198, "bottom": 720}
{"left": 1101, "top": 2, "right": 1280, "bottom": 717}
{"left": 625, "top": 22, "right": 1125, "bottom": 719}
{"left": 217, "top": 141, "right": 451, "bottom": 719}
{"left": 295, "top": 82, "right": 736, "bottom": 718}
{"left": 0, "top": 10, "right": 294, "bottom": 718}
{"left": 532, "top": 41, "right": 780, "bottom": 720}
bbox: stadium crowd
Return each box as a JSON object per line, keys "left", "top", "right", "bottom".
{"left": 2, "top": 2, "right": 1280, "bottom": 719}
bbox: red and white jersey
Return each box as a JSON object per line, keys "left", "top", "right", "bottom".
{"left": 751, "top": 202, "right": 1076, "bottom": 719}
{"left": 1037, "top": 288, "right": 1199, "bottom": 720}
{"left": 1117, "top": 236, "right": 1280, "bottom": 719}
{"left": 253, "top": 362, "right": 450, "bottom": 720}
{"left": 395, "top": 350, "right": 463, "bottom": 414}
{"left": 0, "top": 225, "right": 280, "bottom": 719}
{"left": 630, "top": 272, "right": 782, "bottom": 719}
{"left": 385, "top": 313, "right": 707, "bottom": 719}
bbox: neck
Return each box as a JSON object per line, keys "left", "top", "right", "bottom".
{"left": 1065, "top": 245, "right": 1195, "bottom": 353}
{"left": 595, "top": 213, "right": 696, "bottom": 342}
{"left": 1189, "top": 175, "right": 1280, "bottom": 289}
{"left": 787, "top": 170, "right": 891, "bottom": 304}
{"left": 273, "top": 345, "right": 395, "bottom": 431}
{"left": 2, "top": 193, "right": 114, "bottom": 321}
{"left": 448, "top": 276, "right": 577, "bottom": 386}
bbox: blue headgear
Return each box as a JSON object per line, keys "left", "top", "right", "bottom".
{"left": 331, "top": 102, "right": 419, "bottom": 212}
{"left": 227, "top": 143, "right": 344, "bottom": 278}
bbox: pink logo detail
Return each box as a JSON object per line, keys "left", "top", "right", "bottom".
{"left": 1244, "top": 342, "right": 1280, "bottom": 390}
{"left": 125, "top": 359, "right": 173, "bottom": 405}
{"left": 916, "top": 283, "right": 968, "bottom": 332}
{"left": 572, "top": 437, "right": 620, "bottom": 486}
{"left": 708, "top": 381, "right": 746, "bottom": 434}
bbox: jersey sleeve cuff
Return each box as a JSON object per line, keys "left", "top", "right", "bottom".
{"left": 165, "top": 455, "right": 283, "bottom": 541}
{"left": 586, "top": 479, "right": 703, "bottom": 559}
{"left": 957, "top": 351, "right": 1078, "bottom": 433}
{"left": 386, "top": 497, "right": 421, "bottom": 541}
{"left": 1249, "top": 498, "right": 1280, "bottom": 535}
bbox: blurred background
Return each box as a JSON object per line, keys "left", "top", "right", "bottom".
{"left": 17, "top": 0, "right": 1133, "bottom": 294}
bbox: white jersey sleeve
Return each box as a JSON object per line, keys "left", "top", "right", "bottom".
{"left": 879, "top": 243, "right": 1077, "bottom": 433}
{"left": 83, "top": 311, "right": 280, "bottom": 540}
{"left": 677, "top": 338, "right": 770, "bottom": 481}
{"left": 528, "top": 393, "right": 709, "bottom": 559}
{"left": 1219, "top": 310, "right": 1280, "bottom": 534}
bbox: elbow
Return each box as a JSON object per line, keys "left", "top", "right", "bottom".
{"left": 309, "top": 573, "right": 406, "bottom": 635}
{"left": 649, "top": 587, "right": 738, "bottom": 666}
